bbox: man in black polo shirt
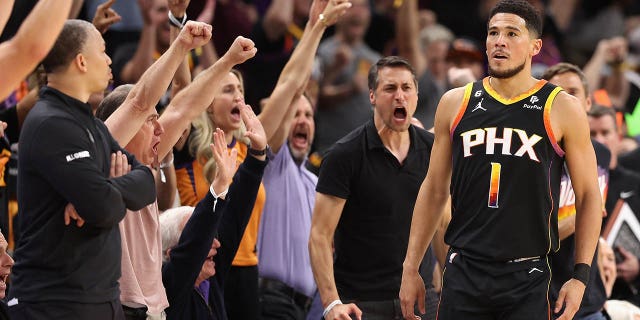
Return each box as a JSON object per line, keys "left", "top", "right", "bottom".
{"left": 309, "top": 56, "right": 434, "bottom": 319}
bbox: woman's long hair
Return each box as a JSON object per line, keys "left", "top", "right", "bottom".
{"left": 189, "top": 69, "right": 249, "bottom": 183}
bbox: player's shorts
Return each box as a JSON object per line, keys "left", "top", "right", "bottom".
{"left": 437, "top": 249, "right": 551, "bottom": 320}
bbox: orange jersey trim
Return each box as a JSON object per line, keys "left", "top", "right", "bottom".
{"left": 450, "top": 83, "right": 473, "bottom": 140}
{"left": 543, "top": 86, "right": 565, "bottom": 157}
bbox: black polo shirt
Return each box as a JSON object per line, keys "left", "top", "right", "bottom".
{"left": 316, "top": 120, "right": 434, "bottom": 301}
{"left": 619, "top": 148, "right": 640, "bottom": 174}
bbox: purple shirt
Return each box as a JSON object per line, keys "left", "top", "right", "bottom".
{"left": 257, "top": 143, "right": 317, "bottom": 297}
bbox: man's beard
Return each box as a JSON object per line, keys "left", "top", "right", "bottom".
{"left": 488, "top": 60, "right": 526, "bottom": 79}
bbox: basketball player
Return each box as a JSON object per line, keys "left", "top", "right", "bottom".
{"left": 399, "top": 1, "right": 603, "bottom": 319}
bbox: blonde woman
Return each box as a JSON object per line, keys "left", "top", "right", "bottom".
{"left": 174, "top": 68, "right": 266, "bottom": 319}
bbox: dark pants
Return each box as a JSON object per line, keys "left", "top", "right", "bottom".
{"left": 335, "top": 295, "right": 438, "bottom": 320}
{"left": 575, "top": 311, "right": 608, "bottom": 320}
{"left": 342, "top": 298, "right": 403, "bottom": 320}
{"left": 225, "top": 265, "right": 259, "bottom": 320}
{"left": 122, "top": 305, "right": 147, "bottom": 320}
{"left": 259, "top": 278, "right": 312, "bottom": 320}
{"left": 9, "top": 299, "right": 125, "bottom": 320}
{"left": 438, "top": 250, "right": 551, "bottom": 320}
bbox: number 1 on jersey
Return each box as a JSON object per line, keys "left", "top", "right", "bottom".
{"left": 488, "top": 162, "right": 501, "bottom": 208}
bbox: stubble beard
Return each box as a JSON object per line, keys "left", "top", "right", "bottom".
{"left": 488, "top": 60, "right": 526, "bottom": 79}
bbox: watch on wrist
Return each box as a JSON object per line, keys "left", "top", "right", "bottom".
{"left": 248, "top": 145, "right": 269, "bottom": 156}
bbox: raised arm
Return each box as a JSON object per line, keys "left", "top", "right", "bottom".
{"left": 395, "top": 0, "right": 426, "bottom": 78}
{"left": 399, "top": 87, "right": 462, "bottom": 319}
{"left": 92, "top": 0, "right": 122, "bottom": 34}
{"left": 215, "top": 105, "right": 268, "bottom": 278}
{"left": 0, "top": 0, "right": 15, "bottom": 36}
{"left": 0, "top": 0, "right": 73, "bottom": 101}
{"left": 168, "top": 0, "right": 194, "bottom": 98}
{"left": 154, "top": 0, "right": 193, "bottom": 210}
{"left": 105, "top": 21, "right": 212, "bottom": 146}
{"left": 193, "top": 0, "right": 220, "bottom": 70}
{"left": 262, "top": 0, "right": 295, "bottom": 42}
{"left": 118, "top": 0, "right": 165, "bottom": 84}
{"left": 258, "top": 0, "right": 352, "bottom": 152}
{"left": 583, "top": 37, "right": 630, "bottom": 108}
{"left": 553, "top": 93, "right": 603, "bottom": 320}
{"left": 157, "top": 36, "right": 256, "bottom": 160}
{"left": 600, "top": 37, "right": 630, "bottom": 108}
{"left": 163, "top": 128, "right": 238, "bottom": 300}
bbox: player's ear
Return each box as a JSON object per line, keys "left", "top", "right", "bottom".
{"left": 531, "top": 39, "right": 542, "bottom": 57}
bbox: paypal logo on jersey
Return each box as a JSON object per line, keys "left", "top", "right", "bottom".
{"left": 530, "top": 96, "right": 539, "bottom": 104}
{"left": 523, "top": 95, "right": 542, "bottom": 110}
{"left": 460, "top": 127, "right": 542, "bottom": 162}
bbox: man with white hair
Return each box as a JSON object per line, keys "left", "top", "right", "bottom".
{"left": 160, "top": 106, "right": 268, "bottom": 320}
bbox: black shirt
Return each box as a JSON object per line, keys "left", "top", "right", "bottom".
{"left": 10, "top": 87, "right": 156, "bottom": 304}
{"left": 619, "top": 148, "right": 640, "bottom": 174}
{"left": 604, "top": 166, "right": 640, "bottom": 219}
{"left": 316, "top": 120, "right": 434, "bottom": 301}
{"left": 606, "top": 165, "right": 640, "bottom": 304}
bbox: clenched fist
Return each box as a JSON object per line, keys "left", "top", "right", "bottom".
{"left": 223, "top": 36, "right": 258, "bottom": 66}
{"left": 177, "top": 21, "right": 213, "bottom": 50}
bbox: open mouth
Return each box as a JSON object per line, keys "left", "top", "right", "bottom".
{"left": 293, "top": 131, "right": 308, "bottom": 143}
{"left": 393, "top": 107, "right": 407, "bottom": 120}
{"left": 230, "top": 106, "right": 241, "bottom": 121}
{"left": 291, "top": 126, "right": 309, "bottom": 150}
{"left": 0, "top": 273, "right": 8, "bottom": 289}
{"left": 152, "top": 141, "right": 160, "bottom": 155}
{"left": 492, "top": 52, "right": 508, "bottom": 60}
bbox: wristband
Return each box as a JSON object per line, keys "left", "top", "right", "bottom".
{"left": 322, "top": 299, "right": 342, "bottom": 319}
{"left": 168, "top": 11, "right": 187, "bottom": 29}
{"left": 573, "top": 263, "right": 590, "bottom": 286}
{"left": 248, "top": 145, "right": 269, "bottom": 156}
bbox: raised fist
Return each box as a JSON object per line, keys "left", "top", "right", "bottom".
{"left": 224, "top": 36, "right": 258, "bottom": 66}
{"left": 178, "top": 21, "right": 213, "bottom": 50}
